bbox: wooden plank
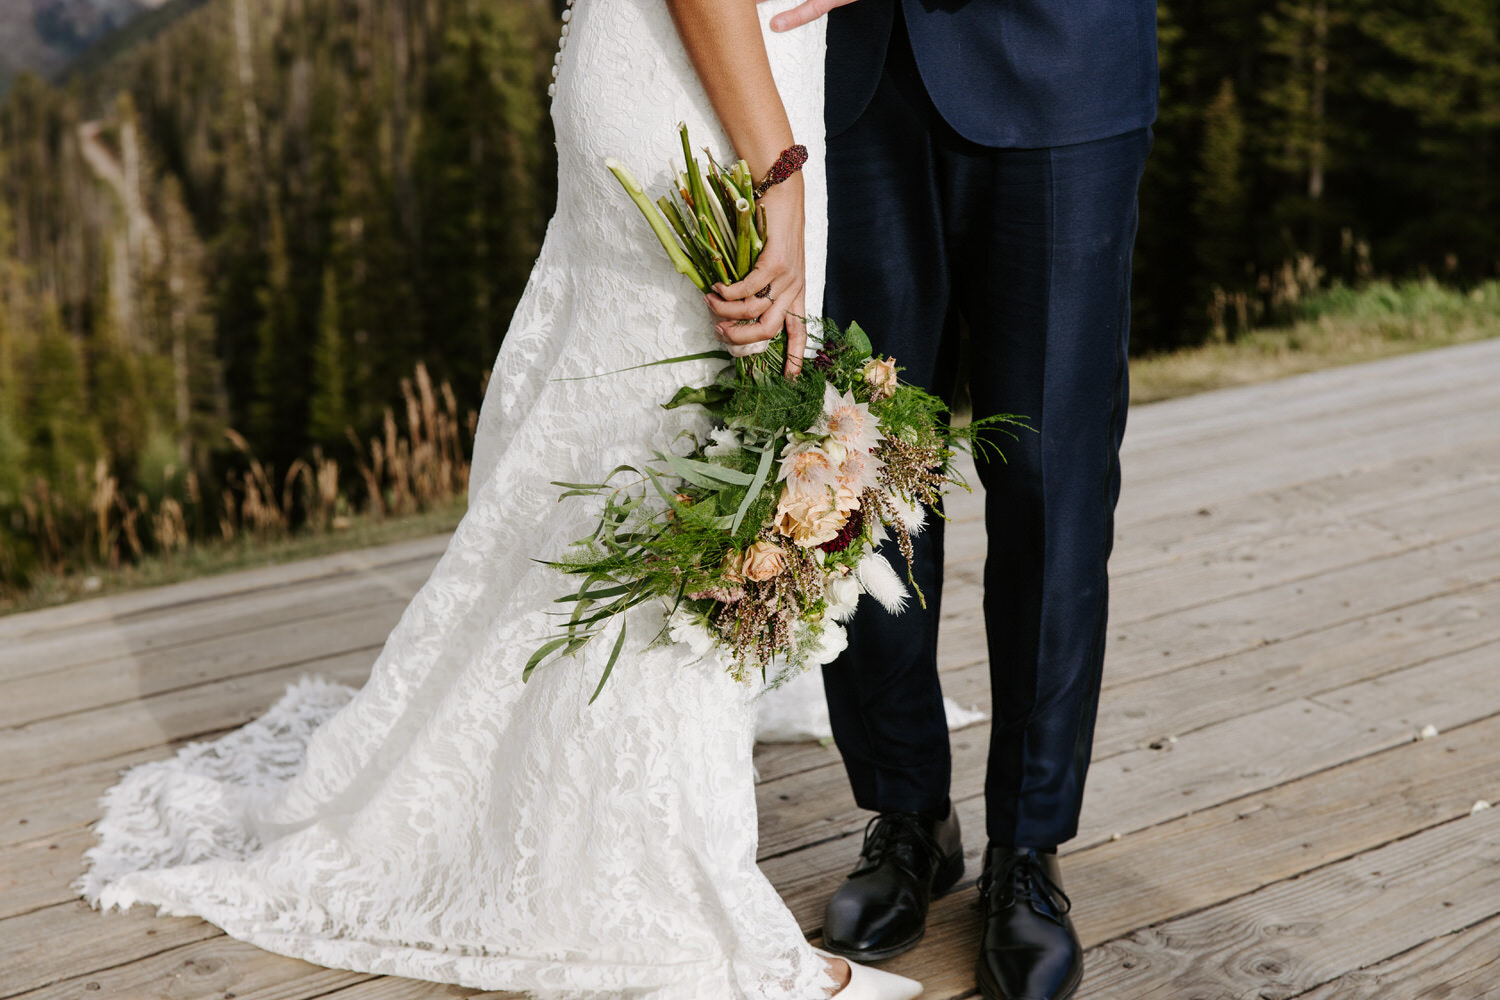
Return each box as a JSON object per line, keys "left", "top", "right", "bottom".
{"left": 939, "top": 474, "right": 1500, "bottom": 633}
{"left": 767, "top": 709, "right": 1500, "bottom": 946}
{"left": 756, "top": 633, "right": 1500, "bottom": 863}
{"left": 1093, "top": 577, "right": 1500, "bottom": 757}
{"left": 1120, "top": 406, "right": 1500, "bottom": 519}
{"left": 1120, "top": 378, "right": 1500, "bottom": 487}
{"left": 9, "top": 935, "right": 375, "bottom": 1000}
{"left": 22, "top": 707, "right": 1500, "bottom": 1000}
{"left": 0, "top": 555, "right": 433, "bottom": 683}
{"left": 0, "top": 899, "right": 221, "bottom": 997}
{"left": 12, "top": 626, "right": 1490, "bottom": 981}
{"left": 1117, "top": 337, "right": 1500, "bottom": 456}
{"left": 1070, "top": 806, "right": 1500, "bottom": 999}
{"left": 1079, "top": 637, "right": 1500, "bottom": 849}
{"left": 0, "top": 534, "right": 447, "bottom": 643}
{"left": 874, "top": 799, "right": 1500, "bottom": 998}
{"left": 1104, "top": 523, "right": 1500, "bottom": 689}
{"left": 931, "top": 518, "right": 1500, "bottom": 711}
{"left": 1110, "top": 453, "right": 1500, "bottom": 578}
{"left": 0, "top": 650, "right": 375, "bottom": 784}
{"left": 1109, "top": 477, "right": 1500, "bottom": 627}
{"left": 0, "top": 744, "right": 220, "bottom": 850}
{"left": 0, "top": 597, "right": 408, "bottom": 730}
{"left": 1294, "top": 913, "right": 1500, "bottom": 1000}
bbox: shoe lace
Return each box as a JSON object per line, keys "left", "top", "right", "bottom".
{"left": 852, "top": 812, "right": 941, "bottom": 878}
{"left": 976, "top": 851, "right": 1072, "bottom": 922}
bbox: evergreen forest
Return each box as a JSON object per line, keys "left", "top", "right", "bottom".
{"left": 0, "top": 0, "right": 1496, "bottom": 595}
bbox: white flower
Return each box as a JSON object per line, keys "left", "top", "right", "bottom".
{"left": 803, "top": 620, "right": 848, "bottom": 667}
{"left": 837, "top": 446, "right": 884, "bottom": 495}
{"left": 778, "top": 438, "right": 843, "bottom": 497}
{"left": 667, "top": 607, "right": 715, "bottom": 658}
{"left": 817, "top": 383, "right": 883, "bottom": 455}
{"left": 704, "top": 425, "right": 741, "bottom": 458}
{"left": 825, "top": 571, "right": 863, "bottom": 622}
{"left": 854, "top": 552, "right": 910, "bottom": 615}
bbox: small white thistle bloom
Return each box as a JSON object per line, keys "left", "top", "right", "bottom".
{"left": 704, "top": 426, "right": 741, "bottom": 458}
{"left": 667, "top": 607, "right": 715, "bottom": 658}
{"left": 855, "top": 552, "right": 909, "bottom": 615}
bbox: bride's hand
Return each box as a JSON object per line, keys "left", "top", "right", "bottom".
{"left": 704, "top": 174, "right": 807, "bottom": 377}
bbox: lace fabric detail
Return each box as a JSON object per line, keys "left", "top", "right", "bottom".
{"left": 76, "top": 1, "right": 837, "bottom": 997}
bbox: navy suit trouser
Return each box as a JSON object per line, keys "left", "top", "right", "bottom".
{"left": 820, "top": 7, "right": 1153, "bottom": 849}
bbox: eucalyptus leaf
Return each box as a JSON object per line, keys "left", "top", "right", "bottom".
{"left": 731, "top": 434, "right": 777, "bottom": 534}
{"left": 844, "top": 321, "right": 874, "bottom": 358}
{"left": 658, "top": 452, "right": 755, "bottom": 487}
{"left": 523, "top": 635, "right": 572, "bottom": 682}
{"left": 589, "top": 618, "right": 629, "bottom": 704}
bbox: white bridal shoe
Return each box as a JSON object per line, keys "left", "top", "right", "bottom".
{"left": 815, "top": 947, "right": 924, "bottom": 1000}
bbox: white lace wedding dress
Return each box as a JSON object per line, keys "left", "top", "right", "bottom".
{"left": 76, "top": 2, "right": 841, "bottom": 997}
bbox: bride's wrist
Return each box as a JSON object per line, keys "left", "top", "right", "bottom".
{"left": 758, "top": 172, "right": 804, "bottom": 209}
{"left": 752, "top": 143, "right": 809, "bottom": 199}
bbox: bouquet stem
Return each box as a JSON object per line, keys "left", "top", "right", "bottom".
{"left": 606, "top": 158, "right": 707, "bottom": 291}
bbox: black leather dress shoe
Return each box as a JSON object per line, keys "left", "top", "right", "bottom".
{"left": 821, "top": 803, "right": 964, "bottom": 961}
{"left": 976, "top": 845, "right": 1083, "bottom": 1000}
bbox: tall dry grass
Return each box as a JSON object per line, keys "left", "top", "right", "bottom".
{"left": 2, "top": 362, "right": 475, "bottom": 595}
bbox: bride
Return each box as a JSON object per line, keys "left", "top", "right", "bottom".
{"left": 76, "top": 0, "right": 924, "bottom": 997}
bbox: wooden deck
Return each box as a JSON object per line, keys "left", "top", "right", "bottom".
{"left": 4, "top": 339, "right": 1500, "bottom": 999}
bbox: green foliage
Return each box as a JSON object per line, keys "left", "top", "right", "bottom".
{"left": 307, "top": 264, "right": 346, "bottom": 444}
{"left": 23, "top": 303, "right": 102, "bottom": 497}
{"left": 1194, "top": 78, "right": 1247, "bottom": 302}
{"left": 0, "top": 0, "right": 558, "bottom": 591}
{"left": 1134, "top": 0, "right": 1500, "bottom": 349}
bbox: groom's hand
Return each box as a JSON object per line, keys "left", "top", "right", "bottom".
{"left": 763, "top": 0, "right": 859, "bottom": 32}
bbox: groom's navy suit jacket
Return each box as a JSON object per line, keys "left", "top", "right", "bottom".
{"left": 826, "top": 0, "right": 1158, "bottom": 147}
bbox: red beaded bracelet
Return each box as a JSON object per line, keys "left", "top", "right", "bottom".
{"left": 753, "top": 144, "right": 809, "bottom": 199}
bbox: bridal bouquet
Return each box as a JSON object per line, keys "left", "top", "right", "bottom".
{"left": 527, "top": 127, "right": 1024, "bottom": 702}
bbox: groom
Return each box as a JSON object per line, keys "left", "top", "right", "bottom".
{"left": 771, "top": 1, "right": 1158, "bottom": 997}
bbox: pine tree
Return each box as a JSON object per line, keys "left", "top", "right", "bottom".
{"left": 24, "top": 299, "right": 102, "bottom": 501}
{"left": 250, "top": 207, "right": 302, "bottom": 462}
{"left": 1357, "top": 0, "right": 1500, "bottom": 273}
{"left": 0, "top": 238, "right": 27, "bottom": 510}
{"left": 307, "top": 263, "right": 346, "bottom": 444}
{"left": 1195, "top": 78, "right": 1249, "bottom": 308}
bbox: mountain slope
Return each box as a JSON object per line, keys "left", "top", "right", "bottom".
{"left": 0, "top": 0, "right": 171, "bottom": 87}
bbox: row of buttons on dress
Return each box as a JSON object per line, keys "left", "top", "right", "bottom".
{"left": 547, "top": 0, "right": 574, "bottom": 98}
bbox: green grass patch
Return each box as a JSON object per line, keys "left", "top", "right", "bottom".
{"left": 1130, "top": 279, "right": 1500, "bottom": 404}
{"left": 0, "top": 498, "right": 466, "bottom": 617}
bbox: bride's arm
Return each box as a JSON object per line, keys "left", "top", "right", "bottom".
{"left": 666, "top": 0, "right": 807, "bottom": 377}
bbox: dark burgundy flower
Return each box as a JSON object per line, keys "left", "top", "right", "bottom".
{"left": 811, "top": 350, "right": 834, "bottom": 373}
{"left": 818, "top": 507, "right": 864, "bottom": 553}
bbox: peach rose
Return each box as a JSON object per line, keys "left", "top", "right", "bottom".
{"left": 862, "top": 356, "right": 899, "bottom": 399}
{"left": 741, "top": 540, "right": 789, "bottom": 582}
{"left": 720, "top": 548, "right": 747, "bottom": 584}
{"left": 774, "top": 487, "right": 856, "bottom": 547}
